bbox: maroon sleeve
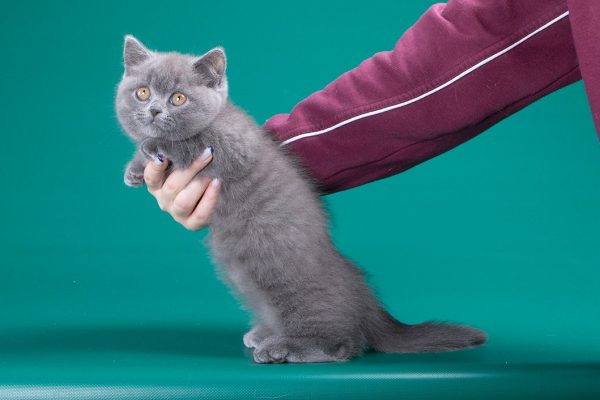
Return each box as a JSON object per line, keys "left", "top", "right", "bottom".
{"left": 567, "top": 0, "right": 600, "bottom": 136}
{"left": 264, "top": 0, "right": 580, "bottom": 194}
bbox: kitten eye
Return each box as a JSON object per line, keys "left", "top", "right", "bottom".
{"left": 170, "top": 92, "right": 187, "bottom": 106}
{"left": 135, "top": 87, "right": 151, "bottom": 101}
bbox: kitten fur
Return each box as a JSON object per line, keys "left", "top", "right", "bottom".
{"left": 115, "top": 35, "right": 487, "bottom": 363}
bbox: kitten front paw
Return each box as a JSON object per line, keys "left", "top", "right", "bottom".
{"left": 140, "top": 139, "right": 169, "bottom": 164}
{"left": 139, "top": 138, "right": 196, "bottom": 169}
{"left": 124, "top": 166, "right": 145, "bottom": 187}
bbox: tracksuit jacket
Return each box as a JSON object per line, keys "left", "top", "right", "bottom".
{"left": 263, "top": 0, "right": 599, "bottom": 194}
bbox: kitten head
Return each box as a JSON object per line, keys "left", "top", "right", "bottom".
{"left": 116, "top": 35, "right": 228, "bottom": 142}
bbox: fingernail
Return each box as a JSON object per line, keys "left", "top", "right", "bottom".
{"left": 210, "top": 178, "right": 220, "bottom": 188}
{"left": 201, "top": 146, "right": 213, "bottom": 161}
{"left": 154, "top": 153, "right": 164, "bottom": 165}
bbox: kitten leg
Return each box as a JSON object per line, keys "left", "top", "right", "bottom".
{"left": 140, "top": 138, "right": 171, "bottom": 164}
{"left": 124, "top": 151, "right": 147, "bottom": 187}
{"left": 243, "top": 325, "right": 272, "bottom": 349}
{"left": 253, "top": 336, "right": 353, "bottom": 364}
{"left": 140, "top": 137, "right": 198, "bottom": 169}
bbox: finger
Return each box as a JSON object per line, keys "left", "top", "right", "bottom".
{"left": 183, "top": 178, "right": 221, "bottom": 231}
{"left": 161, "top": 147, "right": 213, "bottom": 202}
{"left": 144, "top": 154, "right": 169, "bottom": 192}
{"left": 171, "top": 177, "right": 212, "bottom": 219}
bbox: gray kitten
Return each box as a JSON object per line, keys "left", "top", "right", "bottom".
{"left": 115, "top": 35, "right": 487, "bottom": 363}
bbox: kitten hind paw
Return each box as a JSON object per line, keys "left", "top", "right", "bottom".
{"left": 243, "top": 325, "right": 270, "bottom": 349}
{"left": 253, "top": 343, "right": 289, "bottom": 364}
{"left": 252, "top": 336, "right": 353, "bottom": 364}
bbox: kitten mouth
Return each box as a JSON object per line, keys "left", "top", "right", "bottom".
{"left": 146, "top": 117, "right": 176, "bottom": 132}
{"left": 141, "top": 122, "right": 168, "bottom": 139}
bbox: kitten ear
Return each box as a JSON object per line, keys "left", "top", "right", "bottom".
{"left": 123, "top": 35, "right": 152, "bottom": 74}
{"left": 193, "top": 47, "right": 227, "bottom": 87}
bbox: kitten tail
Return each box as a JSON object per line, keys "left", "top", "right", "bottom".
{"left": 364, "top": 310, "right": 487, "bottom": 353}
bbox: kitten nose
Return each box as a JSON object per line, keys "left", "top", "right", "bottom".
{"left": 150, "top": 107, "right": 162, "bottom": 117}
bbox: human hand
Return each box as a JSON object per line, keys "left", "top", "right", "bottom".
{"left": 144, "top": 148, "right": 221, "bottom": 230}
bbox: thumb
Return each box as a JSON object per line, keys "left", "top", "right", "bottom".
{"left": 149, "top": 153, "right": 168, "bottom": 171}
{"left": 144, "top": 153, "right": 169, "bottom": 191}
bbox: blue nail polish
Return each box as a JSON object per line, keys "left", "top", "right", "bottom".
{"left": 154, "top": 153, "right": 164, "bottom": 165}
{"left": 208, "top": 146, "right": 214, "bottom": 154}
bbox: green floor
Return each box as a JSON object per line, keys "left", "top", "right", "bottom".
{"left": 1, "top": 0, "right": 600, "bottom": 398}
{"left": 1, "top": 333, "right": 599, "bottom": 399}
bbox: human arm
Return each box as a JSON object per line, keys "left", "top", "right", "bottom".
{"left": 264, "top": 0, "right": 579, "bottom": 194}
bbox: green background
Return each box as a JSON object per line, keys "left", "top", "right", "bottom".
{"left": 1, "top": 0, "right": 599, "bottom": 398}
